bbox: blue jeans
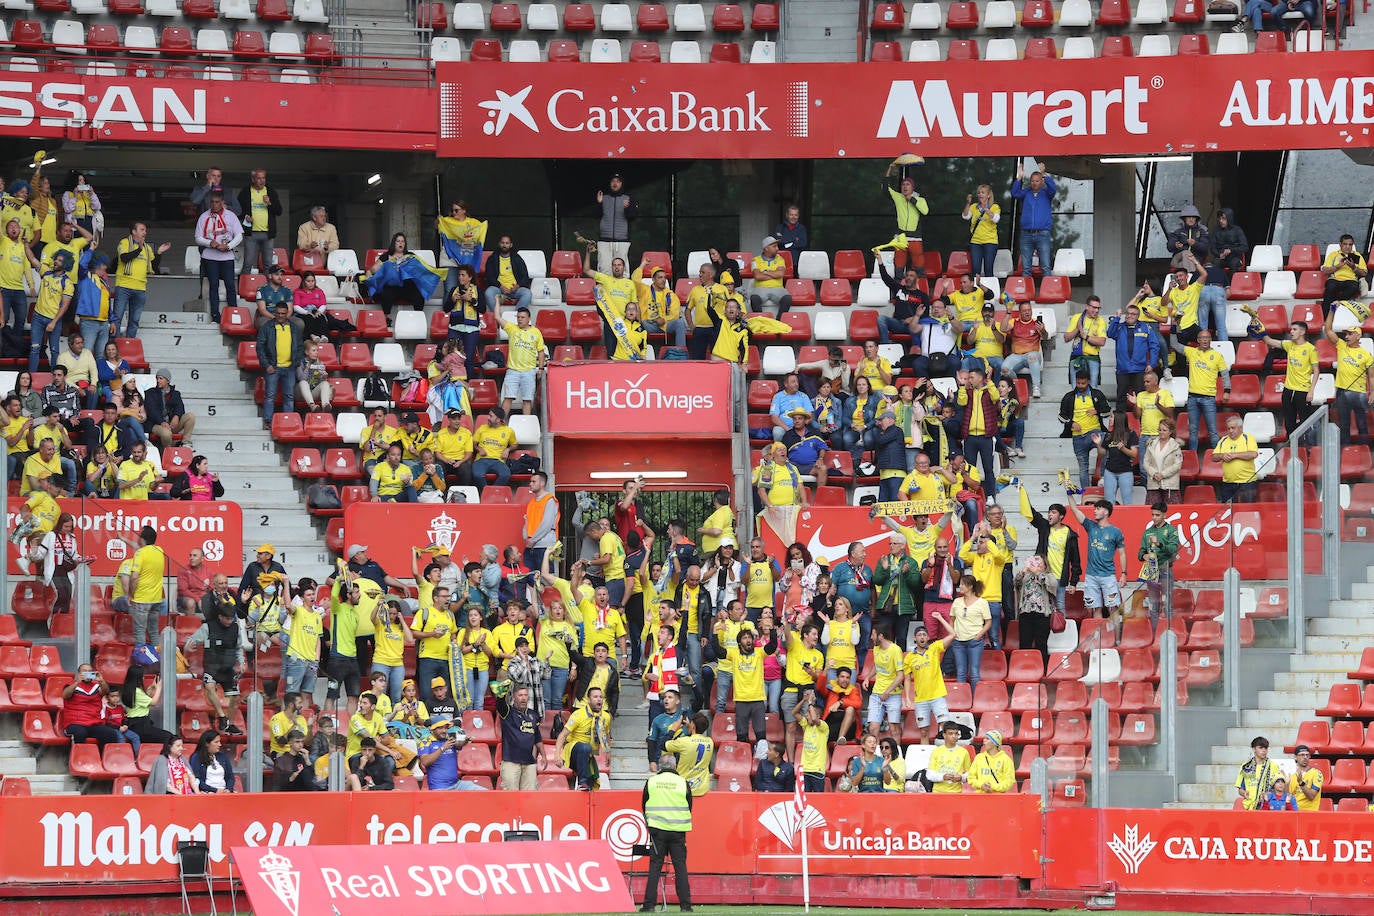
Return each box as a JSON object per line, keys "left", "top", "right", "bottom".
{"left": 1199, "top": 286, "right": 1228, "bottom": 342}
{"left": 78, "top": 318, "right": 110, "bottom": 370}
{"left": 643, "top": 318, "right": 688, "bottom": 349}
{"left": 379, "top": 484, "right": 417, "bottom": 503}
{"left": 684, "top": 633, "right": 703, "bottom": 686}
{"left": 987, "top": 601, "right": 1003, "bottom": 650}
{"left": 416, "top": 657, "right": 447, "bottom": 705}
{"left": 543, "top": 666, "right": 570, "bottom": 712}
{"left": 1073, "top": 432, "right": 1099, "bottom": 490}
{"left": 28, "top": 314, "right": 61, "bottom": 373}
{"left": 283, "top": 655, "right": 318, "bottom": 694}
{"left": 877, "top": 315, "right": 909, "bottom": 345}
{"left": 2, "top": 288, "right": 26, "bottom": 332}
{"left": 963, "top": 434, "right": 998, "bottom": 496}
{"left": 483, "top": 285, "right": 532, "bottom": 313}
{"left": 369, "top": 662, "right": 404, "bottom": 703}
{"left": 472, "top": 457, "right": 510, "bottom": 490}
{"left": 463, "top": 666, "right": 490, "bottom": 712}
{"left": 53, "top": 456, "right": 76, "bottom": 494}
{"left": 1070, "top": 357, "right": 1101, "bottom": 388}
{"left": 951, "top": 637, "right": 985, "bottom": 687}
{"left": 878, "top": 476, "right": 902, "bottom": 502}
{"left": 203, "top": 258, "right": 236, "bottom": 320}
{"left": 853, "top": 610, "right": 873, "bottom": 676}
{"left": 1103, "top": 469, "right": 1134, "bottom": 506}
{"left": 112, "top": 287, "right": 146, "bottom": 339}
{"left": 1001, "top": 351, "right": 1042, "bottom": 391}
{"left": 1003, "top": 416, "right": 1025, "bottom": 449}
{"left": 120, "top": 416, "right": 148, "bottom": 447}
{"left": 263, "top": 366, "right": 295, "bottom": 423}
{"left": 970, "top": 243, "right": 999, "bottom": 276}
{"left": 714, "top": 670, "right": 733, "bottom": 713}
{"left": 569, "top": 741, "right": 598, "bottom": 788}
{"left": 838, "top": 427, "right": 865, "bottom": 464}
{"left": 1187, "top": 394, "right": 1218, "bottom": 452}
{"left": 962, "top": 354, "right": 1003, "bottom": 378}
{"left": 765, "top": 678, "right": 781, "bottom": 714}
{"left": 1019, "top": 229, "right": 1052, "bottom": 276}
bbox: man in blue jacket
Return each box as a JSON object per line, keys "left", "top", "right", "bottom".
{"left": 1009, "top": 160, "right": 1058, "bottom": 277}
{"left": 1106, "top": 304, "right": 1161, "bottom": 410}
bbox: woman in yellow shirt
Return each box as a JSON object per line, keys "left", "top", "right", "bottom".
{"left": 819, "top": 597, "right": 859, "bottom": 678}
{"left": 537, "top": 600, "right": 578, "bottom": 713}
{"left": 880, "top": 736, "right": 907, "bottom": 792}
{"left": 82, "top": 444, "right": 119, "bottom": 498}
{"left": 455, "top": 606, "right": 493, "bottom": 712}
{"left": 962, "top": 184, "right": 1001, "bottom": 276}
{"left": 370, "top": 597, "right": 413, "bottom": 703}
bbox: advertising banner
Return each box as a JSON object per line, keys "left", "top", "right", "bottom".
{"left": 1045, "top": 808, "right": 1374, "bottom": 894}
{"left": 3, "top": 498, "right": 241, "bottom": 576}
{"left": 0, "top": 791, "right": 1039, "bottom": 885}
{"left": 759, "top": 502, "right": 1297, "bottom": 581}
{"left": 342, "top": 503, "right": 527, "bottom": 573}
{"left": 233, "top": 840, "right": 632, "bottom": 916}
{"left": 545, "top": 362, "right": 733, "bottom": 436}
{"left": 438, "top": 54, "right": 1374, "bottom": 159}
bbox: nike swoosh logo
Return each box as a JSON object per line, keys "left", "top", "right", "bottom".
{"left": 805, "top": 527, "right": 893, "bottom": 564}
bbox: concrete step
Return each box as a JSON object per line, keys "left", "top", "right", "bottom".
{"left": 0, "top": 753, "right": 37, "bottom": 775}
{"left": 1289, "top": 651, "right": 1364, "bottom": 672}
{"left": 1237, "top": 709, "right": 1313, "bottom": 729}
{"left": 1310, "top": 617, "right": 1374, "bottom": 637}
{"left": 1253, "top": 688, "right": 1328, "bottom": 709}
{"left": 1274, "top": 671, "right": 1345, "bottom": 691}
{"left": 1178, "top": 781, "right": 1237, "bottom": 805}
{"left": 1304, "top": 635, "right": 1370, "bottom": 654}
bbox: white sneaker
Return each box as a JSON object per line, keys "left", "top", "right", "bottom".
{"left": 1032, "top": 386, "right": 1041, "bottom": 398}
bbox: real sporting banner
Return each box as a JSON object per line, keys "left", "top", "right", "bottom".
{"left": 1046, "top": 807, "right": 1374, "bottom": 894}
{"left": 233, "top": 841, "right": 632, "bottom": 916}
{"left": 545, "top": 362, "right": 733, "bottom": 436}
{"left": 3, "top": 498, "right": 241, "bottom": 576}
{"left": 0, "top": 791, "right": 1038, "bottom": 885}
{"left": 760, "top": 502, "right": 1308, "bottom": 581}
{"left": 438, "top": 53, "right": 1374, "bottom": 159}
{"left": 343, "top": 503, "right": 527, "bottom": 574}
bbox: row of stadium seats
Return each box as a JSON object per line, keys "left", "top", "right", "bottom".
{"left": 869, "top": 0, "right": 1273, "bottom": 28}
{"left": 431, "top": 34, "right": 774, "bottom": 61}
{"left": 3, "top": 54, "right": 324, "bottom": 80}
{"left": 0, "top": 20, "right": 335, "bottom": 58}
{"left": 2, "top": 0, "right": 325, "bottom": 21}
{"left": 871, "top": 28, "right": 1322, "bottom": 59}
{"left": 421, "top": 0, "right": 777, "bottom": 32}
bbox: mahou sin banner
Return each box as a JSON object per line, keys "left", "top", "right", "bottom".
{"left": 4, "top": 498, "right": 242, "bottom": 576}
{"left": 545, "top": 362, "right": 733, "bottom": 436}
{"left": 438, "top": 53, "right": 1374, "bottom": 159}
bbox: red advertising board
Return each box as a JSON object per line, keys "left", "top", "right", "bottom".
{"left": 545, "top": 362, "right": 733, "bottom": 436}
{"left": 342, "top": 503, "right": 527, "bottom": 574}
{"left": 1045, "top": 807, "right": 1374, "bottom": 895}
{"left": 233, "top": 841, "right": 632, "bottom": 916}
{"left": 3, "top": 498, "right": 241, "bottom": 576}
{"left": 0, "top": 74, "right": 436, "bottom": 150}
{"left": 0, "top": 791, "right": 1039, "bottom": 886}
{"left": 438, "top": 54, "right": 1374, "bottom": 159}
{"left": 760, "top": 503, "right": 1307, "bottom": 582}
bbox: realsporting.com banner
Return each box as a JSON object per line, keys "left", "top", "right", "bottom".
{"left": 439, "top": 54, "right": 1374, "bottom": 159}
{"left": 3, "top": 498, "right": 241, "bottom": 576}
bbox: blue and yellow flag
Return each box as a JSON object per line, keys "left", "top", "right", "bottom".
{"left": 436, "top": 216, "right": 488, "bottom": 271}
{"left": 363, "top": 254, "right": 442, "bottom": 302}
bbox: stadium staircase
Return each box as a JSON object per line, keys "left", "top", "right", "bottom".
{"left": 781, "top": 0, "right": 857, "bottom": 60}
{"left": 145, "top": 310, "right": 332, "bottom": 570}
{"left": 1175, "top": 567, "right": 1370, "bottom": 808}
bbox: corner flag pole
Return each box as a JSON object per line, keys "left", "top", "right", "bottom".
{"left": 800, "top": 819, "right": 811, "bottom": 912}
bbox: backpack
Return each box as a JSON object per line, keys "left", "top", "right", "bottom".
{"left": 660, "top": 346, "right": 689, "bottom": 361}
{"left": 507, "top": 453, "right": 541, "bottom": 474}
{"left": 362, "top": 373, "right": 390, "bottom": 405}
{"left": 306, "top": 483, "right": 341, "bottom": 511}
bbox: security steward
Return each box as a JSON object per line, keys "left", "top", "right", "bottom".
{"left": 640, "top": 753, "right": 694, "bottom": 912}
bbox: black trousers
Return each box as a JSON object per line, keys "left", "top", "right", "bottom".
{"left": 1116, "top": 371, "right": 1145, "bottom": 412}
{"left": 643, "top": 827, "right": 691, "bottom": 910}
{"left": 1282, "top": 387, "right": 1315, "bottom": 446}
{"left": 1018, "top": 612, "right": 1052, "bottom": 669}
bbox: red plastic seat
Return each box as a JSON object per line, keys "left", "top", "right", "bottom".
{"left": 637, "top": 3, "right": 669, "bottom": 30}
{"left": 1021, "top": 0, "right": 1054, "bottom": 24}
{"left": 1293, "top": 270, "right": 1326, "bottom": 300}
{"left": 1286, "top": 244, "right": 1320, "bottom": 271}
{"left": 946, "top": 38, "right": 979, "bottom": 60}
{"left": 1327, "top": 758, "right": 1367, "bottom": 794}
{"left": 257, "top": 0, "right": 291, "bottom": 20}
{"left": 564, "top": 3, "right": 596, "bottom": 29}
{"left": 340, "top": 344, "right": 378, "bottom": 373}
{"left": 1227, "top": 272, "right": 1262, "bottom": 300}
{"left": 1003, "top": 276, "right": 1034, "bottom": 303}
{"left": 784, "top": 279, "right": 816, "bottom": 307}
{"left": 23, "top": 710, "right": 66, "bottom": 746}
{"left": 489, "top": 2, "right": 521, "bottom": 28}
{"left": 629, "top": 40, "right": 661, "bottom": 60}
{"left": 1256, "top": 30, "right": 1286, "bottom": 51}
{"left": 547, "top": 39, "right": 581, "bottom": 61}
{"left": 712, "top": 3, "right": 744, "bottom": 30}
{"left": 1006, "top": 650, "right": 1045, "bottom": 683}
{"left": 1100, "top": 35, "right": 1134, "bottom": 57}
{"left": 819, "top": 279, "right": 852, "bottom": 307}
{"left": 946, "top": 1, "right": 979, "bottom": 27}
{"left": 1177, "top": 33, "right": 1209, "bottom": 54}
{"left": 710, "top": 41, "right": 741, "bottom": 61}
{"left": 69, "top": 744, "right": 113, "bottom": 781}
{"left": 867, "top": 40, "right": 899, "bottom": 61}
{"left": 1009, "top": 682, "right": 1047, "bottom": 712}
{"left": 461, "top": 709, "right": 499, "bottom": 745}
{"left": 1171, "top": 0, "right": 1205, "bottom": 20}
{"left": 160, "top": 26, "right": 193, "bottom": 54}
{"left": 1096, "top": 0, "right": 1130, "bottom": 24}
{"left": 220, "top": 306, "right": 254, "bottom": 337}
{"left": 971, "top": 680, "right": 1009, "bottom": 713}
{"left": 36, "top": 0, "right": 71, "bottom": 9}
{"left": 1023, "top": 36, "right": 1057, "bottom": 58}
{"left": 752, "top": 2, "right": 780, "bottom": 29}
{"left": 469, "top": 38, "right": 502, "bottom": 60}
{"left": 549, "top": 250, "right": 584, "bottom": 279}
{"left": 87, "top": 23, "right": 120, "bottom": 49}
{"left": 304, "top": 32, "right": 336, "bottom": 62}
{"left": 870, "top": 1, "right": 905, "bottom": 28}
{"left": 1037, "top": 276, "right": 1071, "bottom": 304}
{"left": 830, "top": 250, "right": 866, "bottom": 281}
{"left": 11, "top": 584, "right": 54, "bottom": 624}
{"left": 103, "top": 743, "right": 142, "bottom": 778}
{"left": 568, "top": 310, "right": 602, "bottom": 344}
{"left": 418, "top": 1, "right": 448, "bottom": 29}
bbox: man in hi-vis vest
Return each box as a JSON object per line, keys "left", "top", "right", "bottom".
{"left": 640, "top": 754, "right": 694, "bottom": 912}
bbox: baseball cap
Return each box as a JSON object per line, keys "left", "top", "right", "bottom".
{"left": 1294, "top": 744, "right": 1312, "bottom": 755}
{"left": 256, "top": 543, "right": 275, "bottom": 555}
{"left": 347, "top": 543, "right": 367, "bottom": 559}
{"left": 400, "top": 411, "right": 419, "bottom": 424}
{"left": 761, "top": 236, "right": 779, "bottom": 248}
{"left": 445, "top": 408, "right": 463, "bottom": 418}
{"left": 430, "top": 676, "right": 447, "bottom": 688}
{"left": 268, "top": 263, "right": 285, "bottom": 274}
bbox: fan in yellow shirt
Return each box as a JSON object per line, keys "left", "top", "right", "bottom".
{"left": 927, "top": 721, "right": 971, "bottom": 792}
{"left": 664, "top": 712, "right": 715, "bottom": 795}
{"left": 967, "top": 730, "right": 1015, "bottom": 793}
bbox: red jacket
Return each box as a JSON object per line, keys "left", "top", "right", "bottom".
{"left": 64, "top": 682, "right": 106, "bottom": 727}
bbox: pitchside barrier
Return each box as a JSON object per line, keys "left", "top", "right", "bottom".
{"left": 5, "top": 792, "right": 1374, "bottom": 906}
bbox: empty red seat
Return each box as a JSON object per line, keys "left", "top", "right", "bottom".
{"left": 304, "top": 32, "right": 336, "bottom": 61}
{"left": 1096, "top": 0, "right": 1130, "bottom": 24}
{"left": 36, "top": 0, "right": 71, "bottom": 9}
{"left": 1022, "top": 0, "right": 1054, "bottom": 24}
{"left": 1101, "top": 35, "right": 1133, "bottom": 56}
{"left": 1037, "top": 276, "right": 1071, "bottom": 304}
{"left": 354, "top": 309, "right": 389, "bottom": 339}
{"left": 710, "top": 41, "right": 741, "bottom": 61}
{"left": 418, "top": 1, "right": 448, "bottom": 29}
{"left": 946, "top": 1, "right": 979, "bottom": 26}
{"left": 87, "top": 24, "right": 120, "bottom": 49}
{"left": 549, "top": 250, "right": 583, "bottom": 278}
{"left": 490, "top": 2, "right": 521, "bottom": 28}
{"left": 831, "top": 250, "right": 867, "bottom": 280}
{"left": 1007, "top": 649, "right": 1045, "bottom": 683}
{"left": 1023, "top": 36, "right": 1057, "bottom": 58}
{"left": 1227, "top": 272, "right": 1262, "bottom": 300}
{"left": 182, "top": 0, "right": 216, "bottom": 15}
{"left": 12, "top": 21, "right": 45, "bottom": 47}
{"left": 1287, "top": 244, "right": 1320, "bottom": 271}
{"left": 869, "top": 40, "right": 900, "bottom": 61}
{"left": 629, "top": 40, "right": 661, "bottom": 60}
{"left": 870, "top": 2, "right": 905, "bottom": 28}
{"left": 1004, "top": 276, "right": 1034, "bottom": 303}
{"left": 785, "top": 279, "right": 816, "bottom": 307}
{"left": 548, "top": 38, "right": 582, "bottom": 59}
{"left": 1294, "top": 270, "right": 1326, "bottom": 300}
{"left": 751, "top": 2, "right": 780, "bottom": 29}
{"left": 257, "top": 0, "right": 291, "bottom": 20}
{"left": 69, "top": 744, "right": 113, "bottom": 781}
{"left": 564, "top": 4, "right": 596, "bottom": 29}
{"left": 819, "top": 279, "right": 852, "bottom": 307}
{"left": 638, "top": 3, "right": 670, "bottom": 30}
{"left": 946, "top": 38, "right": 979, "bottom": 59}
{"left": 160, "top": 26, "right": 195, "bottom": 54}
{"left": 568, "top": 310, "right": 602, "bottom": 343}
{"left": 1256, "top": 30, "right": 1286, "bottom": 51}
{"left": 1177, "top": 33, "right": 1209, "bottom": 54}
{"left": 233, "top": 30, "right": 265, "bottom": 56}
{"left": 713, "top": 3, "right": 744, "bottom": 30}
{"left": 340, "top": 343, "right": 377, "bottom": 372}
{"left": 469, "top": 38, "right": 502, "bottom": 60}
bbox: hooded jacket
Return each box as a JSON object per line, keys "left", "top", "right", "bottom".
{"left": 1211, "top": 208, "right": 1249, "bottom": 259}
